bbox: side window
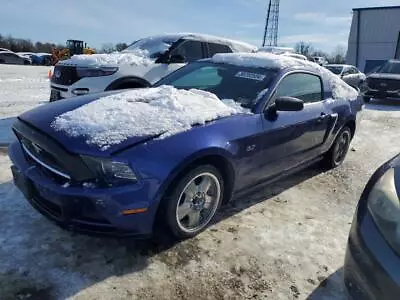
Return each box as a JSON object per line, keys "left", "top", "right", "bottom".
{"left": 171, "top": 40, "right": 203, "bottom": 63}
{"left": 271, "top": 73, "right": 323, "bottom": 104}
{"left": 350, "top": 67, "right": 359, "bottom": 74}
{"left": 342, "top": 68, "right": 350, "bottom": 76}
{"left": 207, "top": 43, "right": 232, "bottom": 57}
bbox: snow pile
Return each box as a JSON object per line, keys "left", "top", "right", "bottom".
{"left": 60, "top": 49, "right": 153, "bottom": 67}
{"left": 212, "top": 52, "right": 359, "bottom": 100}
{"left": 51, "top": 86, "right": 247, "bottom": 150}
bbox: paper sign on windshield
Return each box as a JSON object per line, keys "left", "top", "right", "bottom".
{"left": 235, "top": 71, "right": 266, "bottom": 81}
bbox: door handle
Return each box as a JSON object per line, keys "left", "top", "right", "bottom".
{"left": 317, "top": 112, "right": 329, "bottom": 123}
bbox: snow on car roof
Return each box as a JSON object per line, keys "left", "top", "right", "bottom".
{"left": 130, "top": 32, "right": 257, "bottom": 52}
{"left": 178, "top": 33, "right": 257, "bottom": 52}
{"left": 51, "top": 86, "right": 248, "bottom": 150}
{"left": 212, "top": 52, "right": 359, "bottom": 100}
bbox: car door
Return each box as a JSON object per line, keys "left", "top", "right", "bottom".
{"left": 2, "top": 53, "right": 13, "bottom": 64}
{"left": 257, "top": 72, "right": 332, "bottom": 179}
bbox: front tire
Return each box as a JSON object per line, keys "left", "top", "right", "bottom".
{"left": 163, "top": 165, "right": 224, "bottom": 239}
{"left": 324, "top": 127, "right": 352, "bottom": 169}
{"left": 363, "top": 96, "right": 371, "bottom": 103}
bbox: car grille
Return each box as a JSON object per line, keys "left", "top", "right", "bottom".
{"left": 51, "top": 65, "right": 81, "bottom": 86}
{"left": 367, "top": 78, "right": 400, "bottom": 91}
{"left": 20, "top": 137, "right": 70, "bottom": 180}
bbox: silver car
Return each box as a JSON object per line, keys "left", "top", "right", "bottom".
{"left": 0, "top": 51, "right": 31, "bottom": 65}
{"left": 325, "top": 64, "right": 366, "bottom": 89}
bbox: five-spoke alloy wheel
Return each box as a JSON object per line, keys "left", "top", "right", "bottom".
{"left": 164, "top": 165, "right": 224, "bottom": 239}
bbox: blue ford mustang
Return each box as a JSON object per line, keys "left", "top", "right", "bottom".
{"left": 8, "top": 53, "right": 362, "bottom": 239}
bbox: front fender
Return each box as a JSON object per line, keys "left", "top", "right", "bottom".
{"left": 153, "top": 146, "right": 236, "bottom": 205}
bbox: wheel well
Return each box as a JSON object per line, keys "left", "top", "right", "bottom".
{"left": 114, "top": 81, "right": 145, "bottom": 89}
{"left": 345, "top": 120, "right": 356, "bottom": 138}
{"left": 164, "top": 155, "right": 235, "bottom": 206}
{"left": 105, "top": 77, "right": 151, "bottom": 91}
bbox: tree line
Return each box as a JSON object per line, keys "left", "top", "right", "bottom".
{"left": 294, "top": 41, "right": 346, "bottom": 64}
{"left": 0, "top": 33, "right": 131, "bottom": 54}
{"left": 0, "top": 33, "right": 65, "bottom": 53}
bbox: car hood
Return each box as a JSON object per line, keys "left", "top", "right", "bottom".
{"left": 18, "top": 92, "right": 158, "bottom": 157}
{"left": 57, "top": 51, "right": 155, "bottom": 68}
{"left": 18, "top": 87, "right": 245, "bottom": 157}
{"left": 368, "top": 73, "right": 400, "bottom": 80}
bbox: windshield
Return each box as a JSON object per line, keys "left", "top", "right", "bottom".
{"left": 378, "top": 61, "right": 400, "bottom": 74}
{"left": 155, "top": 61, "right": 277, "bottom": 108}
{"left": 326, "top": 66, "right": 343, "bottom": 75}
{"left": 123, "top": 36, "right": 177, "bottom": 59}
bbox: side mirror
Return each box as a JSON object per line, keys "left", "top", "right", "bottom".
{"left": 274, "top": 96, "right": 304, "bottom": 112}
{"left": 169, "top": 54, "right": 186, "bottom": 64}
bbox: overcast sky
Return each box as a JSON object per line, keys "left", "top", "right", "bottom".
{"left": 1, "top": 0, "right": 399, "bottom": 53}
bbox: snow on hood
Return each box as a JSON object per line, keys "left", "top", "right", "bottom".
{"left": 212, "top": 52, "right": 359, "bottom": 100}
{"left": 59, "top": 49, "right": 153, "bottom": 67}
{"left": 51, "top": 86, "right": 248, "bottom": 150}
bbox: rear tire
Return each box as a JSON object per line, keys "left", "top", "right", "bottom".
{"left": 163, "top": 165, "right": 224, "bottom": 239}
{"left": 323, "top": 126, "right": 352, "bottom": 169}
{"left": 363, "top": 96, "right": 371, "bottom": 103}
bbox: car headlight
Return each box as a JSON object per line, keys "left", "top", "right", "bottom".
{"left": 81, "top": 156, "right": 137, "bottom": 186}
{"left": 368, "top": 168, "right": 400, "bottom": 251}
{"left": 76, "top": 67, "right": 118, "bottom": 78}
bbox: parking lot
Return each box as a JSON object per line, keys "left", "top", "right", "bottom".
{"left": 0, "top": 65, "right": 399, "bottom": 300}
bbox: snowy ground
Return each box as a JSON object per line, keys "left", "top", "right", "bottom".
{"left": 0, "top": 65, "right": 50, "bottom": 145}
{"left": 1, "top": 65, "right": 400, "bottom": 300}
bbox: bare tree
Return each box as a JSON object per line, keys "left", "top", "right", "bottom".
{"left": 100, "top": 43, "right": 115, "bottom": 54}
{"left": 294, "top": 41, "right": 313, "bottom": 57}
{"left": 330, "top": 45, "right": 346, "bottom": 64}
{"left": 115, "top": 43, "right": 128, "bottom": 52}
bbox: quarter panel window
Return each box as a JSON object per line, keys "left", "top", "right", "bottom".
{"left": 171, "top": 40, "right": 203, "bottom": 62}
{"left": 272, "top": 73, "right": 323, "bottom": 104}
{"left": 208, "top": 43, "right": 232, "bottom": 56}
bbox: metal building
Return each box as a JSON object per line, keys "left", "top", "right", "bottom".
{"left": 346, "top": 5, "right": 400, "bottom": 73}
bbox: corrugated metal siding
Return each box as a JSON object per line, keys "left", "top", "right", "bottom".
{"left": 346, "top": 7, "right": 400, "bottom": 71}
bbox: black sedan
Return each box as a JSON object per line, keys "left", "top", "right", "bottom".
{"left": 344, "top": 154, "right": 400, "bottom": 299}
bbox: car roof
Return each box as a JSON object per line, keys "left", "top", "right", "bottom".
{"left": 143, "top": 33, "right": 257, "bottom": 52}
